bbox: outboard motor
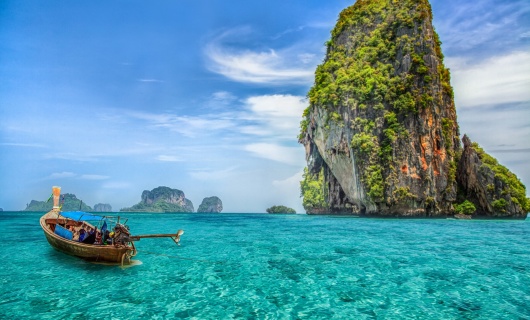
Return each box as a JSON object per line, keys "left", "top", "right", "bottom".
{"left": 113, "top": 223, "right": 132, "bottom": 246}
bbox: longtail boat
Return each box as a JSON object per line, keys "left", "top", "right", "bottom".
{"left": 40, "top": 186, "right": 184, "bottom": 266}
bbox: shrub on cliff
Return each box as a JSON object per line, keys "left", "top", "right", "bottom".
{"left": 455, "top": 200, "right": 476, "bottom": 215}
{"left": 300, "top": 168, "right": 328, "bottom": 212}
{"left": 471, "top": 142, "right": 530, "bottom": 213}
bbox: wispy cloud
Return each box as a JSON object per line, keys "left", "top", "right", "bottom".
{"left": 128, "top": 111, "right": 235, "bottom": 138}
{"left": 80, "top": 174, "right": 109, "bottom": 180}
{"left": 47, "top": 172, "right": 76, "bottom": 180}
{"left": 244, "top": 143, "right": 305, "bottom": 166}
{"left": 434, "top": 0, "right": 530, "bottom": 54}
{"left": 272, "top": 170, "right": 303, "bottom": 191}
{"left": 0, "top": 142, "right": 47, "bottom": 148}
{"left": 45, "top": 172, "right": 110, "bottom": 180}
{"left": 489, "top": 148, "right": 530, "bottom": 153}
{"left": 137, "top": 79, "right": 164, "bottom": 83}
{"left": 204, "top": 27, "right": 315, "bottom": 85}
{"left": 240, "top": 94, "right": 308, "bottom": 140}
{"left": 156, "top": 155, "right": 182, "bottom": 162}
{"left": 449, "top": 51, "right": 530, "bottom": 108}
{"left": 189, "top": 166, "right": 238, "bottom": 180}
{"left": 271, "top": 25, "right": 306, "bottom": 40}
{"left": 102, "top": 181, "right": 132, "bottom": 189}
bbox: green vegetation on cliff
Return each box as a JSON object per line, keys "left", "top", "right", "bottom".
{"left": 266, "top": 205, "right": 296, "bottom": 214}
{"left": 303, "top": 0, "right": 451, "bottom": 119}
{"left": 300, "top": 168, "right": 328, "bottom": 212}
{"left": 471, "top": 142, "right": 530, "bottom": 212}
{"left": 122, "top": 201, "right": 192, "bottom": 213}
{"left": 455, "top": 200, "right": 476, "bottom": 215}
{"left": 121, "top": 186, "right": 194, "bottom": 213}
{"left": 197, "top": 196, "right": 223, "bottom": 213}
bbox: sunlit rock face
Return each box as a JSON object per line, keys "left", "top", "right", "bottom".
{"left": 299, "top": 0, "right": 529, "bottom": 219}
{"left": 300, "top": 0, "right": 460, "bottom": 216}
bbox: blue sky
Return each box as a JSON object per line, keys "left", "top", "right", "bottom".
{"left": 1, "top": 0, "right": 529, "bottom": 212}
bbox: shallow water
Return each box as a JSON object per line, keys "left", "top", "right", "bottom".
{"left": 1, "top": 212, "right": 529, "bottom": 319}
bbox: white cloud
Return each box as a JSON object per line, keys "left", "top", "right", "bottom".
{"left": 242, "top": 94, "right": 308, "bottom": 140}
{"left": 80, "top": 174, "right": 109, "bottom": 180}
{"left": 129, "top": 111, "right": 235, "bottom": 138}
{"left": 448, "top": 51, "right": 530, "bottom": 108}
{"left": 137, "top": 79, "right": 164, "bottom": 83}
{"left": 156, "top": 155, "right": 181, "bottom": 162}
{"left": 272, "top": 170, "right": 304, "bottom": 213}
{"left": 211, "top": 91, "right": 237, "bottom": 102}
{"left": 272, "top": 170, "right": 303, "bottom": 192}
{"left": 298, "top": 53, "right": 316, "bottom": 64}
{"left": 47, "top": 172, "right": 76, "bottom": 179}
{"left": 244, "top": 143, "right": 305, "bottom": 166}
{"left": 189, "top": 166, "right": 238, "bottom": 180}
{"left": 0, "top": 142, "right": 47, "bottom": 148}
{"left": 434, "top": 1, "right": 530, "bottom": 52}
{"left": 102, "top": 181, "right": 131, "bottom": 189}
{"left": 205, "top": 28, "right": 315, "bottom": 85}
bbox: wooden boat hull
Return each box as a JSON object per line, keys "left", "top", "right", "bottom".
{"left": 40, "top": 211, "right": 134, "bottom": 264}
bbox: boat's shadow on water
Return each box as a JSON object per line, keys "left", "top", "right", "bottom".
{"left": 44, "top": 248, "right": 143, "bottom": 269}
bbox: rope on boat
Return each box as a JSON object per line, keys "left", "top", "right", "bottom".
{"left": 136, "top": 249, "right": 226, "bottom": 264}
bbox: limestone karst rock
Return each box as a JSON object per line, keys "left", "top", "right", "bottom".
{"left": 121, "top": 186, "right": 194, "bottom": 212}
{"left": 299, "top": 0, "right": 528, "bottom": 218}
{"left": 457, "top": 135, "right": 529, "bottom": 219}
{"left": 197, "top": 196, "right": 223, "bottom": 213}
{"left": 93, "top": 203, "right": 112, "bottom": 212}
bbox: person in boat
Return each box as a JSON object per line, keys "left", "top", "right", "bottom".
{"left": 78, "top": 228, "right": 86, "bottom": 242}
{"left": 82, "top": 227, "right": 97, "bottom": 244}
{"left": 72, "top": 230, "right": 79, "bottom": 241}
{"left": 94, "top": 231, "right": 102, "bottom": 245}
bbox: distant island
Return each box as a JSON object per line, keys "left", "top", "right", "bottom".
{"left": 120, "top": 186, "right": 194, "bottom": 213}
{"left": 197, "top": 196, "right": 223, "bottom": 213}
{"left": 24, "top": 193, "right": 92, "bottom": 212}
{"left": 266, "top": 205, "right": 296, "bottom": 214}
{"left": 93, "top": 203, "right": 112, "bottom": 212}
{"left": 0, "top": 208, "right": 3, "bottom": 212}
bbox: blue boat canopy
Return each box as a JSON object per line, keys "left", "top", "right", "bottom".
{"left": 60, "top": 211, "right": 106, "bottom": 222}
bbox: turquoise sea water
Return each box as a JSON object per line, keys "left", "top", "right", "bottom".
{"left": 0, "top": 212, "right": 529, "bottom": 319}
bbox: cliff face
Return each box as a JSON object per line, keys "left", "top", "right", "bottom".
{"left": 121, "top": 186, "right": 194, "bottom": 212}
{"left": 300, "top": 0, "right": 459, "bottom": 216}
{"left": 197, "top": 196, "right": 223, "bottom": 213}
{"left": 299, "top": 0, "right": 528, "bottom": 218}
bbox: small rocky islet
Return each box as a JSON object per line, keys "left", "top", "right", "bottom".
{"left": 266, "top": 205, "right": 296, "bottom": 214}
{"left": 23, "top": 186, "right": 223, "bottom": 214}
{"left": 120, "top": 186, "right": 223, "bottom": 213}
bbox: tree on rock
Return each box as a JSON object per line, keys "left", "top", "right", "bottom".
{"left": 266, "top": 205, "right": 296, "bottom": 214}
